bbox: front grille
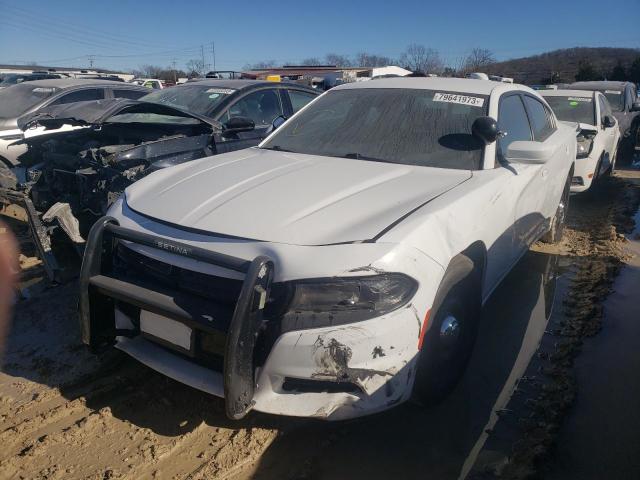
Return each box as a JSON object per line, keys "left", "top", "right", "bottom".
{"left": 111, "top": 243, "right": 288, "bottom": 370}
{"left": 114, "top": 243, "right": 243, "bottom": 306}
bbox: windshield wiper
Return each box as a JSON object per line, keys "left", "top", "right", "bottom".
{"left": 343, "top": 152, "right": 389, "bottom": 163}
{"left": 261, "top": 145, "right": 295, "bottom": 153}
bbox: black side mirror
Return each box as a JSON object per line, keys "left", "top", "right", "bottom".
{"left": 472, "top": 116, "right": 499, "bottom": 145}
{"left": 631, "top": 102, "right": 640, "bottom": 112}
{"left": 264, "top": 115, "right": 287, "bottom": 136}
{"left": 272, "top": 115, "right": 286, "bottom": 130}
{"left": 222, "top": 116, "right": 255, "bottom": 137}
{"left": 603, "top": 115, "right": 616, "bottom": 128}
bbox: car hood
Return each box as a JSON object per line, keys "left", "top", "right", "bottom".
{"left": 125, "top": 148, "right": 472, "bottom": 245}
{"left": 17, "top": 98, "right": 219, "bottom": 131}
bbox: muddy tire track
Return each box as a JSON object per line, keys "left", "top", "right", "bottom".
{"left": 472, "top": 175, "right": 640, "bottom": 479}
{"left": 0, "top": 228, "right": 280, "bottom": 480}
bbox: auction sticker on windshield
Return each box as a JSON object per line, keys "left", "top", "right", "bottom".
{"left": 433, "top": 92, "right": 485, "bottom": 107}
{"left": 206, "top": 88, "right": 235, "bottom": 95}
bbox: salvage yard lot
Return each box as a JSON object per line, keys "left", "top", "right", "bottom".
{"left": 1, "top": 169, "right": 639, "bottom": 480}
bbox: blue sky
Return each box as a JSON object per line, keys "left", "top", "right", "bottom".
{"left": 0, "top": 0, "right": 638, "bottom": 72}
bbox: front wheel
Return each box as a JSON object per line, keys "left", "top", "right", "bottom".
{"left": 541, "top": 173, "right": 570, "bottom": 244}
{"left": 412, "top": 255, "right": 480, "bottom": 405}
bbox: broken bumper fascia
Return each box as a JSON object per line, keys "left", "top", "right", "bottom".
{"left": 82, "top": 201, "right": 445, "bottom": 420}
{"left": 78, "top": 216, "right": 275, "bottom": 420}
{"left": 252, "top": 303, "right": 422, "bottom": 420}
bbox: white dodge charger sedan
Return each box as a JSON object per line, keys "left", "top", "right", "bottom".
{"left": 79, "top": 78, "right": 576, "bottom": 420}
{"left": 540, "top": 88, "right": 620, "bottom": 192}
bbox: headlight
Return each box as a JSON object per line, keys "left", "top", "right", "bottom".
{"left": 576, "top": 132, "right": 595, "bottom": 159}
{"left": 280, "top": 273, "right": 418, "bottom": 332}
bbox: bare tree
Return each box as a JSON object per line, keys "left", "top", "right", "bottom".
{"left": 399, "top": 44, "right": 443, "bottom": 74}
{"left": 462, "top": 48, "right": 495, "bottom": 72}
{"left": 301, "top": 57, "right": 322, "bottom": 66}
{"left": 355, "top": 52, "right": 394, "bottom": 68}
{"left": 185, "top": 59, "right": 206, "bottom": 77}
{"left": 325, "top": 53, "right": 352, "bottom": 67}
{"left": 243, "top": 60, "right": 277, "bottom": 70}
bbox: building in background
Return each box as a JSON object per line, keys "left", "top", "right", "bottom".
{"left": 242, "top": 65, "right": 411, "bottom": 90}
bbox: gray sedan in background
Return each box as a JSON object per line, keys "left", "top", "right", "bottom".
{"left": 0, "top": 79, "right": 149, "bottom": 167}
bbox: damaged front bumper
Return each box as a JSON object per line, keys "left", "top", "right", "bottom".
{"left": 78, "top": 216, "right": 437, "bottom": 420}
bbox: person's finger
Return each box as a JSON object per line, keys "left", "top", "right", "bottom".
{"left": 0, "top": 221, "right": 19, "bottom": 358}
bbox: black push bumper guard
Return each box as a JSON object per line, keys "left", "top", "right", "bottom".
{"left": 78, "top": 216, "right": 274, "bottom": 420}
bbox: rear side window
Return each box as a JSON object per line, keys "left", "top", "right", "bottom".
{"left": 51, "top": 88, "right": 105, "bottom": 105}
{"left": 224, "top": 89, "right": 283, "bottom": 126}
{"left": 497, "top": 95, "right": 531, "bottom": 160}
{"left": 113, "top": 89, "right": 147, "bottom": 100}
{"left": 523, "top": 96, "right": 555, "bottom": 141}
{"left": 288, "top": 90, "right": 317, "bottom": 113}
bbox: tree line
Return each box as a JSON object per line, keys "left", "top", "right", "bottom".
{"left": 131, "top": 45, "right": 497, "bottom": 82}
{"left": 243, "top": 45, "right": 497, "bottom": 77}
{"left": 574, "top": 58, "right": 640, "bottom": 83}
{"left": 131, "top": 45, "right": 640, "bottom": 85}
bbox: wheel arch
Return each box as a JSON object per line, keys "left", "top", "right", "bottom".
{"left": 450, "top": 241, "right": 487, "bottom": 299}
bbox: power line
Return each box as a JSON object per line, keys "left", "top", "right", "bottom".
{"left": 0, "top": 1, "right": 177, "bottom": 50}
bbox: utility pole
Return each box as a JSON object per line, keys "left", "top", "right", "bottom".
{"left": 88, "top": 55, "right": 95, "bottom": 69}
{"left": 211, "top": 41, "right": 216, "bottom": 72}
{"left": 172, "top": 59, "right": 177, "bottom": 84}
{"left": 200, "top": 45, "right": 206, "bottom": 75}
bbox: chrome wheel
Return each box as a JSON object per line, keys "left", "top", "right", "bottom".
{"left": 439, "top": 314, "right": 461, "bottom": 348}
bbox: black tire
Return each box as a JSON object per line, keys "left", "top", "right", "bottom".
{"left": 541, "top": 173, "right": 570, "bottom": 244}
{"left": 591, "top": 156, "right": 603, "bottom": 187}
{"left": 606, "top": 150, "right": 616, "bottom": 176}
{"left": 412, "top": 255, "right": 481, "bottom": 405}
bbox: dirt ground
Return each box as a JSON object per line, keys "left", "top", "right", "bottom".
{"left": 1, "top": 170, "right": 639, "bottom": 480}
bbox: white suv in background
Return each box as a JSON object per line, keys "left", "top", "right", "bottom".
{"left": 540, "top": 89, "right": 620, "bottom": 193}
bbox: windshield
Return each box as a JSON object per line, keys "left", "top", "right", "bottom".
{"left": 544, "top": 95, "right": 595, "bottom": 125}
{"left": 140, "top": 85, "right": 233, "bottom": 116}
{"left": 0, "top": 84, "right": 60, "bottom": 119}
{"left": 602, "top": 90, "right": 623, "bottom": 111}
{"left": 262, "top": 88, "right": 488, "bottom": 170}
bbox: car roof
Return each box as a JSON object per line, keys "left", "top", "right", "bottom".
{"left": 19, "top": 78, "right": 144, "bottom": 89}
{"left": 333, "top": 77, "right": 512, "bottom": 95}
{"left": 182, "top": 79, "right": 313, "bottom": 90}
{"left": 570, "top": 81, "right": 631, "bottom": 91}
{"left": 539, "top": 89, "right": 596, "bottom": 98}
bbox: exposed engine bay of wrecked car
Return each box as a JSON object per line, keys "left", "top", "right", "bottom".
{"left": 0, "top": 99, "right": 218, "bottom": 281}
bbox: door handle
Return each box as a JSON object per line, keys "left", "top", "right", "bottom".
{"left": 542, "top": 169, "right": 549, "bottom": 178}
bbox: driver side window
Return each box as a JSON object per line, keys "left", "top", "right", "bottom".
{"left": 222, "top": 89, "right": 283, "bottom": 128}
{"left": 497, "top": 94, "right": 532, "bottom": 162}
